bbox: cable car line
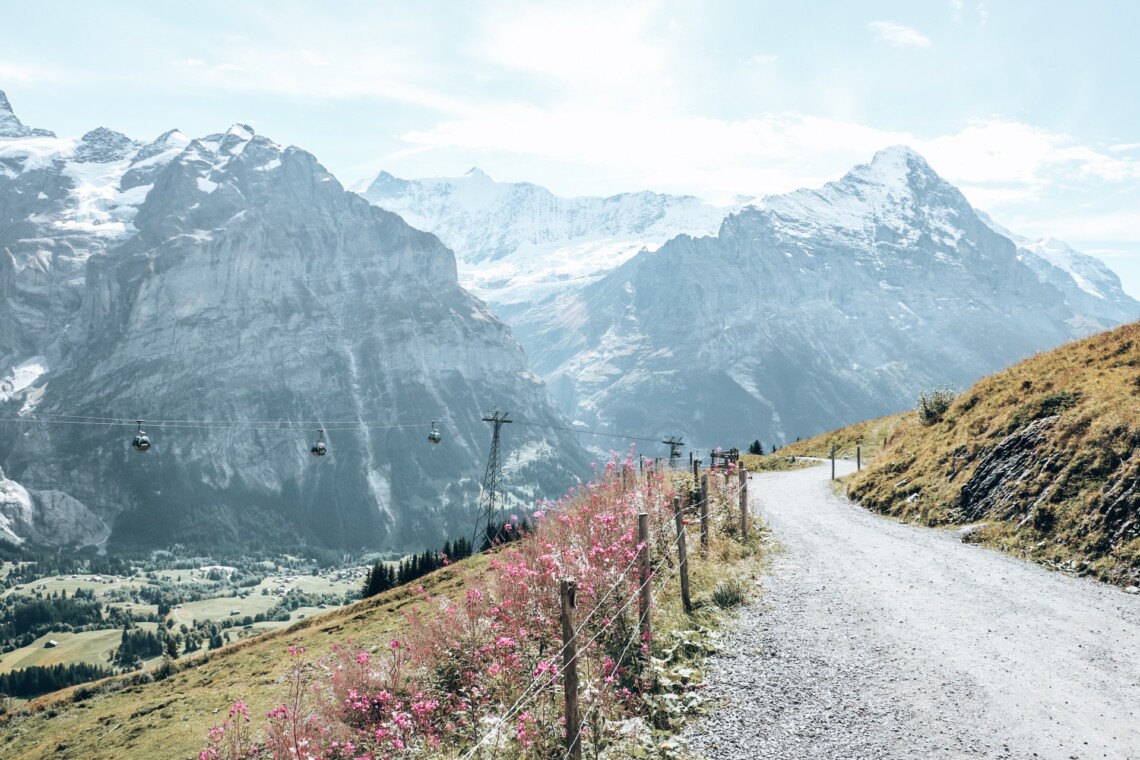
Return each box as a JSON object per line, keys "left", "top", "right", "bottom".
{"left": 512, "top": 418, "right": 665, "bottom": 445}
{"left": 1, "top": 408, "right": 678, "bottom": 454}
{"left": 0, "top": 410, "right": 449, "bottom": 429}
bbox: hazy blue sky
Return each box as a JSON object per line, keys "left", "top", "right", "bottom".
{"left": 4, "top": 1, "right": 1139, "bottom": 293}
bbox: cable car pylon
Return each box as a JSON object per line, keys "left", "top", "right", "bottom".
{"left": 474, "top": 411, "right": 511, "bottom": 549}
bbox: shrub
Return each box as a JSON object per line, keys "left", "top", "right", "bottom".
{"left": 711, "top": 577, "right": 748, "bottom": 609}
{"left": 917, "top": 387, "right": 957, "bottom": 426}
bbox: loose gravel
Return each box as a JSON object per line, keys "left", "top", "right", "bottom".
{"left": 684, "top": 461, "right": 1140, "bottom": 760}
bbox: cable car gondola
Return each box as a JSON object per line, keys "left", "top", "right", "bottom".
{"left": 131, "top": 420, "right": 151, "bottom": 452}
{"left": 428, "top": 421, "right": 441, "bottom": 445}
{"left": 310, "top": 428, "right": 327, "bottom": 457}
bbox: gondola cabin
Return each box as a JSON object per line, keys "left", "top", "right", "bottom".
{"left": 311, "top": 428, "right": 327, "bottom": 457}
{"left": 131, "top": 421, "right": 151, "bottom": 452}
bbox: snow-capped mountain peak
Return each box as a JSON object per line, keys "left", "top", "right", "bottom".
{"left": 1022, "top": 236, "right": 1118, "bottom": 302}
{"left": 974, "top": 208, "right": 1133, "bottom": 318}
{"left": 0, "top": 89, "right": 55, "bottom": 139}
{"left": 358, "top": 168, "right": 750, "bottom": 307}
{"left": 855, "top": 144, "right": 937, "bottom": 186}
{"left": 72, "top": 127, "right": 137, "bottom": 163}
{"left": 758, "top": 145, "right": 968, "bottom": 245}
{"left": 218, "top": 123, "right": 255, "bottom": 155}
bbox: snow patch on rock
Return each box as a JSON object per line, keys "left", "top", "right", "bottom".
{"left": 0, "top": 356, "right": 47, "bottom": 402}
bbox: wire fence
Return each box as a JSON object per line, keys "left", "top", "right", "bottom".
{"left": 457, "top": 463, "right": 750, "bottom": 759}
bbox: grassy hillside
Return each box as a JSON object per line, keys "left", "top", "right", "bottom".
{"left": 776, "top": 413, "right": 909, "bottom": 460}
{"left": 0, "top": 466, "right": 763, "bottom": 758}
{"left": 0, "top": 558, "right": 485, "bottom": 759}
{"left": 847, "top": 321, "right": 1140, "bottom": 586}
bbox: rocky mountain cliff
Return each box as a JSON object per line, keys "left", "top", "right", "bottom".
{"left": 509, "top": 147, "right": 1139, "bottom": 450}
{"left": 0, "top": 92, "right": 586, "bottom": 553}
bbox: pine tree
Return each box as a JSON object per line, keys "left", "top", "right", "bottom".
{"left": 362, "top": 565, "right": 376, "bottom": 598}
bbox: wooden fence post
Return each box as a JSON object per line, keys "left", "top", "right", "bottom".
{"left": 738, "top": 468, "right": 749, "bottom": 539}
{"left": 830, "top": 445, "right": 836, "bottom": 481}
{"left": 857, "top": 445, "right": 861, "bottom": 471}
{"left": 673, "top": 496, "right": 691, "bottom": 613}
{"left": 699, "top": 474, "right": 709, "bottom": 553}
{"left": 560, "top": 579, "right": 582, "bottom": 760}
{"left": 637, "top": 512, "right": 651, "bottom": 658}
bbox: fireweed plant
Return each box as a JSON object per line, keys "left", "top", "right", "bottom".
{"left": 201, "top": 453, "right": 757, "bottom": 759}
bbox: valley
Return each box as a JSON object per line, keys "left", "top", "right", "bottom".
{"left": 0, "top": 555, "right": 366, "bottom": 706}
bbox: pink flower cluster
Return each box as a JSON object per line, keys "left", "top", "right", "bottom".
{"left": 203, "top": 449, "right": 686, "bottom": 758}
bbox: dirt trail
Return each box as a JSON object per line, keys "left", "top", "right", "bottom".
{"left": 685, "top": 461, "right": 1140, "bottom": 759}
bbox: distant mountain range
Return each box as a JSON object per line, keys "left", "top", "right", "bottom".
{"left": 355, "top": 168, "right": 748, "bottom": 319}
{"left": 0, "top": 91, "right": 587, "bottom": 553}
{"left": 360, "top": 149, "right": 1138, "bottom": 452}
{"left": 3, "top": 85, "right": 1136, "bottom": 554}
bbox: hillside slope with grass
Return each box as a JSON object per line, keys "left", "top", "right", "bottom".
{"left": 0, "top": 463, "right": 762, "bottom": 759}
{"left": 847, "top": 322, "right": 1140, "bottom": 585}
{"left": 0, "top": 560, "right": 476, "bottom": 759}
{"left": 775, "top": 414, "right": 909, "bottom": 460}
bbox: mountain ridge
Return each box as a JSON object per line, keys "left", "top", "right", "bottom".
{"left": 0, "top": 91, "right": 588, "bottom": 553}
{"left": 503, "top": 146, "right": 1137, "bottom": 450}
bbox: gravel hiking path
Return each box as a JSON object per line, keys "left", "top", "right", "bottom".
{"left": 684, "top": 460, "right": 1140, "bottom": 760}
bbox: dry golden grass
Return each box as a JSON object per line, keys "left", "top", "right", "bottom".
{"left": 846, "top": 321, "right": 1140, "bottom": 585}
{"left": 776, "top": 413, "right": 909, "bottom": 461}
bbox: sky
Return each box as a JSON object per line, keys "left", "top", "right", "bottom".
{"left": 4, "top": 0, "right": 1140, "bottom": 295}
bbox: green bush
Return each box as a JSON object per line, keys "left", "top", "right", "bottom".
{"left": 917, "top": 387, "right": 957, "bottom": 426}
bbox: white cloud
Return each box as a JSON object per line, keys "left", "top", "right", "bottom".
{"left": 868, "top": 21, "right": 932, "bottom": 48}
{"left": 1019, "top": 211, "right": 1140, "bottom": 242}
{"left": 302, "top": 51, "right": 330, "bottom": 67}
{"left": 908, "top": 120, "right": 1140, "bottom": 208}
{"left": 740, "top": 53, "right": 779, "bottom": 65}
{"left": 400, "top": 109, "right": 910, "bottom": 197}
{"left": 0, "top": 61, "right": 64, "bottom": 85}
{"left": 470, "top": 3, "right": 673, "bottom": 108}
{"left": 166, "top": 44, "right": 471, "bottom": 114}
{"left": 398, "top": 107, "right": 1140, "bottom": 208}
